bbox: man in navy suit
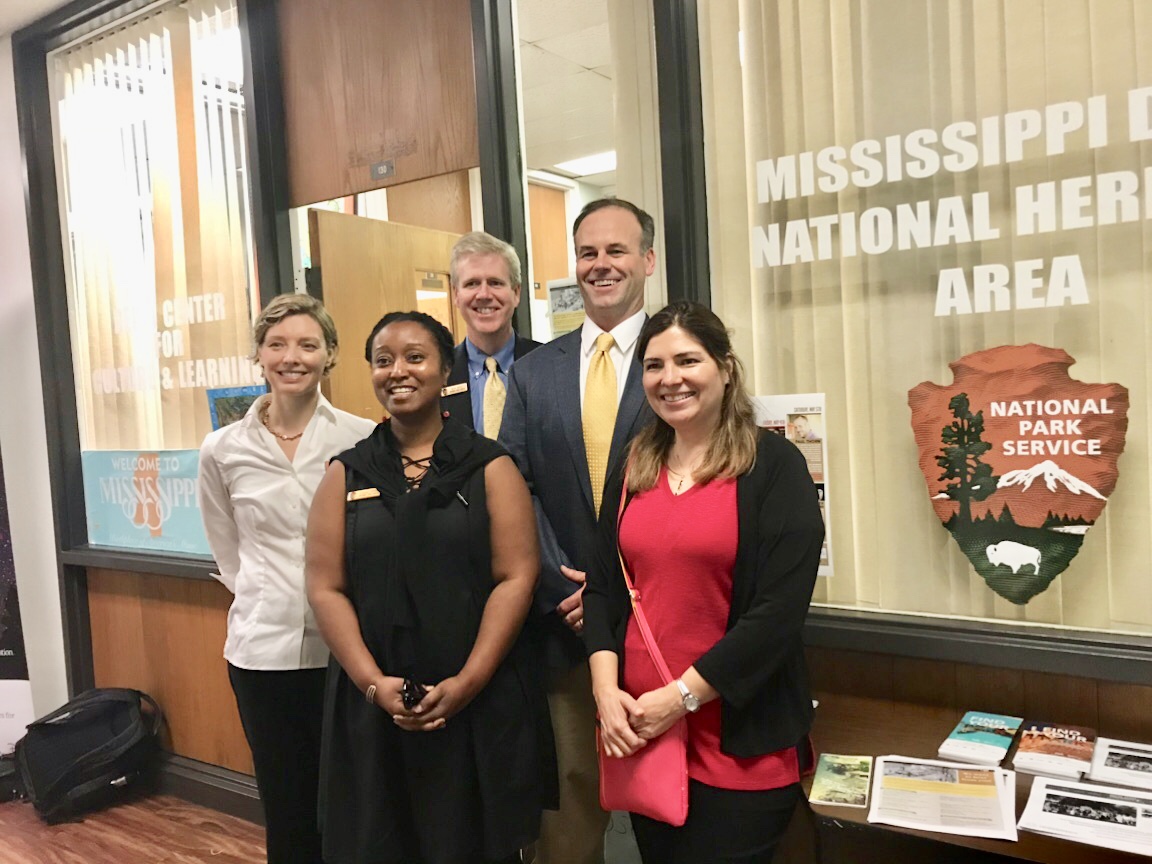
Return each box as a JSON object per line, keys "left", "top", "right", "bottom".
{"left": 441, "top": 231, "right": 540, "bottom": 436}
{"left": 501, "top": 199, "right": 657, "bottom": 864}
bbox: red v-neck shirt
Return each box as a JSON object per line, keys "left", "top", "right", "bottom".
{"left": 619, "top": 467, "right": 799, "bottom": 791}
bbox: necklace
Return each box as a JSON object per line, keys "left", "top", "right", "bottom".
{"left": 260, "top": 402, "right": 305, "bottom": 441}
{"left": 666, "top": 454, "right": 699, "bottom": 493}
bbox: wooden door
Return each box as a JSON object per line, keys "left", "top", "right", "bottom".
{"left": 308, "top": 209, "right": 461, "bottom": 421}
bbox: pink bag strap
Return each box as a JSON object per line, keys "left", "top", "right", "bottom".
{"left": 616, "top": 464, "right": 675, "bottom": 686}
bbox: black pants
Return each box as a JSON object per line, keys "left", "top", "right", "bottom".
{"left": 228, "top": 664, "right": 327, "bottom": 864}
{"left": 631, "top": 780, "right": 802, "bottom": 864}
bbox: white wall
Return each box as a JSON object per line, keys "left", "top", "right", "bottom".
{"left": 0, "top": 35, "right": 69, "bottom": 716}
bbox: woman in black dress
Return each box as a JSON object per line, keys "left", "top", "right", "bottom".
{"left": 306, "top": 311, "right": 555, "bottom": 864}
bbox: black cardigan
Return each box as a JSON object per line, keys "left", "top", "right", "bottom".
{"left": 583, "top": 429, "right": 824, "bottom": 758}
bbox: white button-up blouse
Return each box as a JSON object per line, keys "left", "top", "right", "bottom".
{"left": 197, "top": 394, "right": 376, "bottom": 670}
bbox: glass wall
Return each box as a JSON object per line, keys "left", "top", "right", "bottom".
{"left": 699, "top": 0, "right": 1152, "bottom": 635}
{"left": 514, "top": 0, "right": 666, "bottom": 339}
{"left": 50, "top": 0, "right": 256, "bottom": 554}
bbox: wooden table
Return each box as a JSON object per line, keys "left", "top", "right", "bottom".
{"left": 781, "top": 695, "right": 1148, "bottom": 864}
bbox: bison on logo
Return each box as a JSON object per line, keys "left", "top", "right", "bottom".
{"left": 908, "top": 345, "right": 1128, "bottom": 604}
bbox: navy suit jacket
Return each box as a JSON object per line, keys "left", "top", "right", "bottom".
{"left": 442, "top": 332, "right": 540, "bottom": 433}
{"left": 500, "top": 326, "right": 654, "bottom": 668}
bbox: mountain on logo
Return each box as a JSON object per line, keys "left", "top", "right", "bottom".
{"left": 997, "top": 460, "right": 1105, "bottom": 500}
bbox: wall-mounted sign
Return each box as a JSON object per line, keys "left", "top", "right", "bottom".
{"left": 909, "top": 345, "right": 1128, "bottom": 604}
{"left": 81, "top": 450, "right": 209, "bottom": 556}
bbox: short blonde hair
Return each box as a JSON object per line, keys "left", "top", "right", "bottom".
{"left": 450, "top": 231, "right": 521, "bottom": 287}
{"left": 251, "top": 293, "right": 340, "bottom": 375}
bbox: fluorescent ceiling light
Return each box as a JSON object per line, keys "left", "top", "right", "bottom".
{"left": 554, "top": 151, "right": 617, "bottom": 177}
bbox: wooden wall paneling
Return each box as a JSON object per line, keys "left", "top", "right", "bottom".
{"left": 278, "top": 0, "right": 479, "bottom": 207}
{"left": 527, "top": 182, "right": 569, "bottom": 298}
{"left": 806, "top": 647, "right": 895, "bottom": 701}
{"left": 1021, "top": 671, "right": 1100, "bottom": 730}
{"left": 890, "top": 656, "right": 957, "bottom": 710}
{"left": 87, "top": 569, "right": 149, "bottom": 694}
{"left": 1097, "top": 681, "right": 1152, "bottom": 743}
{"left": 954, "top": 664, "right": 1027, "bottom": 718}
{"left": 87, "top": 568, "right": 253, "bottom": 774}
{"left": 310, "top": 209, "right": 461, "bottom": 420}
{"left": 385, "top": 171, "right": 473, "bottom": 234}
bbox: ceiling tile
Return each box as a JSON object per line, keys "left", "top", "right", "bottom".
{"left": 521, "top": 70, "right": 612, "bottom": 119}
{"left": 518, "top": 43, "right": 587, "bottom": 89}
{"left": 527, "top": 134, "right": 615, "bottom": 172}
{"left": 516, "top": 0, "right": 609, "bottom": 45}
{"left": 534, "top": 22, "right": 612, "bottom": 70}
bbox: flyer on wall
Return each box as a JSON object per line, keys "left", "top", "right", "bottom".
{"left": 752, "top": 393, "right": 831, "bottom": 576}
{"left": 0, "top": 453, "right": 34, "bottom": 753}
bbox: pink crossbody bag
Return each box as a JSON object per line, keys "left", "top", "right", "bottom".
{"left": 595, "top": 469, "right": 690, "bottom": 826}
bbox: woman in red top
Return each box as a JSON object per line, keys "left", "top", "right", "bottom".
{"left": 583, "top": 301, "right": 824, "bottom": 863}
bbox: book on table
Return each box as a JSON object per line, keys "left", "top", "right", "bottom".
{"left": 808, "top": 754, "right": 872, "bottom": 808}
{"left": 937, "top": 710, "right": 1024, "bottom": 766}
{"left": 1010, "top": 721, "right": 1096, "bottom": 780}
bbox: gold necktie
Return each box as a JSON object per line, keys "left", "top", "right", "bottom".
{"left": 583, "top": 332, "right": 618, "bottom": 515}
{"left": 483, "top": 356, "right": 506, "bottom": 439}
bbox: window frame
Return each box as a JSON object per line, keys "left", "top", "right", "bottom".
{"left": 675, "top": 0, "right": 1152, "bottom": 684}
{"left": 16, "top": 0, "right": 1152, "bottom": 698}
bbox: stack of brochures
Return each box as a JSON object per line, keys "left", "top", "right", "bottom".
{"left": 937, "top": 710, "right": 1024, "bottom": 766}
{"left": 1018, "top": 776, "right": 1152, "bottom": 857}
{"left": 1086, "top": 737, "right": 1152, "bottom": 791}
{"left": 1011, "top": 721, "right": 1096, "bottom": 780}
{"left": 867, "top": 755, "right": 1017, "bottom": 841}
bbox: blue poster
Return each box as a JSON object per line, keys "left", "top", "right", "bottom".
{"left": 81, "top": 450, "right": 210, "bottom": 555}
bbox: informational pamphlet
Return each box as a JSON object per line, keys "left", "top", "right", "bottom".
{"left": 1012, "top": 721, "right": 1096, "bottom": 780}
{"left": 809, "top": 754, "right": 872, "bottom": 808}
{"left": 752, "top": 392, "right": 831, "bottom": 575}
{"left": 1087, "top": 737, "right": 1152, "bottom": 791}
{"left": 937, "top": 710, "right": 1024, "bottom": 766}
{"left": 1019, "top": 777, "right": 1152, "bottom": 857}
{"left": 868, "top": 756, "right": 1018, "bottom": 841}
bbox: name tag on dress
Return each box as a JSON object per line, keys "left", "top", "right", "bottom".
{"left": 346, "top": 488, "right": 380, "bottom": 502}
{"left": 440, "top": 382, "right": 468, "bottom": 397}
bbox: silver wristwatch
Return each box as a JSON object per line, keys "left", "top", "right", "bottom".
{"left": 675, "top": 679, "right": 700, "bottom": 713}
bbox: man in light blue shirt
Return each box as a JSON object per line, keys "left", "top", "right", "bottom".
{"left": 441, "top": 231, "right": 540, "bottom": 437}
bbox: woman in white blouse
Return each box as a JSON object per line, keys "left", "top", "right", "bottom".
{"left": 198, "top": 294, "right": 375, "bottom": 864}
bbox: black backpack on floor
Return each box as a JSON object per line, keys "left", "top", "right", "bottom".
{"left": 13, "top": 687, "right": 163, "bottom": 823}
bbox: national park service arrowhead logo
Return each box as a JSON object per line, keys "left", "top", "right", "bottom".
{"left": 908, "top": 345, "right": 1128, "bottom": 605}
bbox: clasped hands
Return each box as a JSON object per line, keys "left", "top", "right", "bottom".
{"left": 595, "top": 682, "right": 686, "bottom": 759}
{"left": 370, "top": 675, "right": 477, "bottom": 732}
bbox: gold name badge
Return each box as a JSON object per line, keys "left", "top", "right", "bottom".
{"left": 441, "top": 382, "right": 468, "bottom": 397}
{"left": 346, "top": 488, "right": 381, "bottom": 502}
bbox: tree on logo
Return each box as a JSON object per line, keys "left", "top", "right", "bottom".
{"left": 936, "top": 393, "right": 1000, "bottom": 525}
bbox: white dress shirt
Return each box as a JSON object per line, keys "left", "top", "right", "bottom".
{"left": 198, "top": 393, "right": 376, "bottom": 670}
{"left": 578, "top": 309, "right": 646, "bottom": 405}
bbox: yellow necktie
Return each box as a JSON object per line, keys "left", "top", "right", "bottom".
{"left": 583, "top": 332, "right": 618, "bottom": 515}
{"left": 483, "top": 356, "right": 506, "bottom": 439}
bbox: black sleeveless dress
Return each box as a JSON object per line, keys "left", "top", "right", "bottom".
{"left": 318, "top": 419, "right": 556, "bottom": 864}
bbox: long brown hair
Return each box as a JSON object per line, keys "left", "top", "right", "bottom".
{"left": 627, "top": 302, "right": 758, "bottom": 492}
